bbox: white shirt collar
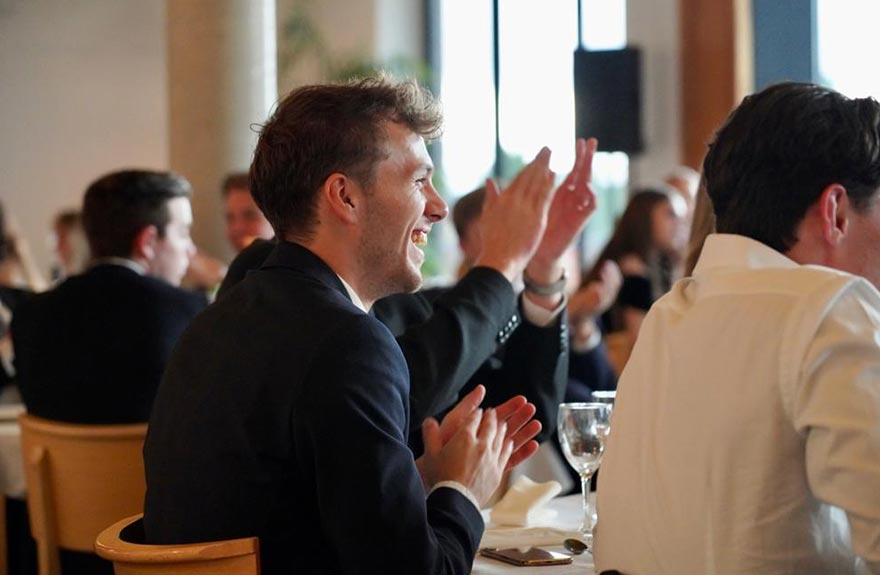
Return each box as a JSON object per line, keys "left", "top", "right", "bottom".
{"left": 90, "top": 257, "right": 147, "bottom": 276}
{"left": 692, "top": 233, "right": 798, "bottom": 276}
{"left": 336, "top": 275, "right": 368, "bottom": 313}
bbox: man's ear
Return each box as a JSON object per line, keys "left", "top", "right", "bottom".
{"left": 321, "top": 173, "right": 362, "bottom": 224}
{"left": 818, "top": 184, "right": 849, "bottom": 246}
{"left": 132, "top": 225, "right": 160, "bottom": 261}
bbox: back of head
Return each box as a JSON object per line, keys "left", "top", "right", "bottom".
{"left": 703, "top": 82, "right": 880, "bottom": 253}
{"left": 452, "top": 187, "right": 486, "bottom": 240}
{"left": 82, "top": 170, "right": 192, "bottom": 259}
{"left": 249, "top": 76, "right": 442, "bottom": 242}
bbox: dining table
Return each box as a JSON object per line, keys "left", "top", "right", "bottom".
{"left": 473, "top": 493, "right": 595, "bottom": 574}
{"left": 0, "top": 403, "right": 26, "bottom": 575}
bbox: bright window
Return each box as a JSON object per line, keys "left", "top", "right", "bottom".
{"left": 816, "top": 0, "right": 880, "bottom": 98}
{"left": 435, "top": 0, "right": 628, "bottom": 267}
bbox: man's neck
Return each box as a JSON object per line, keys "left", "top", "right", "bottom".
{"left": 289, "top": 235, "right": 376, "bottom": 310}
{"left": 90, "top": 256, "right": 147, "bottom": 276}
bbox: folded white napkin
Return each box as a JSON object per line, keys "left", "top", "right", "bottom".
{"left": 480, "top": 526, "right": 581, "bottom": 549}
{"left": 489, "top": 475, "right": 562, "bottom": 527}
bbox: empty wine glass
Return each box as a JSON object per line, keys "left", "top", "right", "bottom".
{"left": 557, "top": 402, "right": 612, "bottom": 542}
{"left": 589, "top": 390, "right": 616, "bottom": 407}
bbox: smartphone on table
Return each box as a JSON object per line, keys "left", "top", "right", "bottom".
{"left": 479, "top": 547, "right": 573, "bottom": 566}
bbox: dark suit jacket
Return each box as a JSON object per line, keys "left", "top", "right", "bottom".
{"left": 12, "top": 264, "right": 206, "bottom": 423}
{"left": 221, "top": 239, "right": 569, "bottom": 452}
{"left": 374, "top": 283, "right": 568, "bottom": 453}
{"left": 144, "top": 242, "right": 483, "bottom": 575}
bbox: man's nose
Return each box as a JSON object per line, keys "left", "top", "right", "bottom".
{"left": 425, "top": 184, "right": 448, "bottom": 222}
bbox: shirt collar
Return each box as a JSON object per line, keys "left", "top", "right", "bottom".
{"left": 692, "top": 234, "right": 799, "bottom": 276}
{"left": 89, "top": 257, "right": 147, "bottom": 276}
{"left": 336, "top": 275, "right": 368, "bottom": 313}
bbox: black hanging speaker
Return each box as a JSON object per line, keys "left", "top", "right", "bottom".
{"left": 573, "top": 47, "right": 643, "bottom": 154}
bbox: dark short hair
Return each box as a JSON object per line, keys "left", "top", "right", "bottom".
{"left": 53, "top": 209, "right": 81, "bottom": 231}
{"left": 82, "top": 170, "right": 192, "bottom": 259}
{"left": 703, "top": 82, "right": 880, "bottom": 252}
{"left": 221, "top": 172, "right": 250, "bottom": 197}
{"left": 452, "top": 187, "right": 486, "bottom": 239}
{"left": 250, "top": 76, "right": 443, "bottom": 241}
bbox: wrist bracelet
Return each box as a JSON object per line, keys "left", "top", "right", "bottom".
{"left": 523, "top": 268, "right": 567, "bottom": 296}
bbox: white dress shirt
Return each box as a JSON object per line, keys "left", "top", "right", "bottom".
{"left": 594, "top": 234, "right": 880, "bottom": 575}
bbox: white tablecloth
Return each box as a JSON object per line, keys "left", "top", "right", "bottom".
{"left": 473, "top": 494, "right": 595, "bottom": 574}
{"left": 0, "top": 405, "right": 24, "bottom": 499}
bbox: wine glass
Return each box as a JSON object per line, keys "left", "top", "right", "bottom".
{"left": 589, "top": 390, "right": 616, "bottom": 407}
{"left": 557, "top": 402, "right": 612, "bottom": 542}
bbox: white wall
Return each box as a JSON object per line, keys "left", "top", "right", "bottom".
{"left": 0, "top": 0, "right": 168, "bottom": 276}
{"left": 627, "top": 0, "right": 683, "bottom": 188}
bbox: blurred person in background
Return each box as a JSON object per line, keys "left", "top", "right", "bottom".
{"left": 0, "top": 200, "right": 47, "bottom": 293}
{"left": 49, "top": 209, "right": 89, "bottom": 282}
{"left": 449, "top": 187, "right": 485, "bottom": 278}
{"left": 222, "top": 171, "right": 274, "bottom": 253}
{"left": 664, "top": 165, "right": 700, "bottom": 219}
{"left": 13, "top": 169, "right": 206, "bottom": 425}
{"left": 583, "top": 188, "right": 686, "bottom": 343}
{"left": 684, "top": 179, "right": 715, "bottom": 276}
{"left": 0, "top": 200, "right": 43, "bottom": 401}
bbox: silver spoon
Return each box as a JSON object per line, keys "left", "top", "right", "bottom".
{"left": 564, "top": 538, "right": 589, "bottom": 555}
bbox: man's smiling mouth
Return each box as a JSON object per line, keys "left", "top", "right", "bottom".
{"left": 412, "top": 230, "right": 428, "bottom": 247}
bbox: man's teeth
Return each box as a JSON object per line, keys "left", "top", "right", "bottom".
{"left": 412, "top": 230, "right": 428, "bottom": 247}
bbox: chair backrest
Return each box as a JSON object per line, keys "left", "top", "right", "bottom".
{"left": 605, "top": 331, "right": 634, "bottom": 377}
{"left": 18, "top": 414, "right": 147, "bottom": 575}
{"left": 95, "top": 514, "right": 260, "bottom": 575}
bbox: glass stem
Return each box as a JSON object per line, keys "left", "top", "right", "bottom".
{"left": 580, "top": 472, "right": 594, "bottom": 538}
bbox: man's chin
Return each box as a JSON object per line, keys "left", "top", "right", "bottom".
{"left": 400, "top": 271, "right": 423, "bottom": 294}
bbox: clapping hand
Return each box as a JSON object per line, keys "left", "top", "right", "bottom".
{"left": 417, "top": 385, "right": 542, "bottom": 502}
{"left": 431, "top": 385, "right": 541, "bottom": 469}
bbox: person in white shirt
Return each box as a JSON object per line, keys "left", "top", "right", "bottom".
{"left": 594, "top": 82, "right": 880, "bottom": 575}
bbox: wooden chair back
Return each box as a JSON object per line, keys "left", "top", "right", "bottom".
{"left": 95, "top": 514, "right": 260, "bottom": 575}
{"left": 605, "top": 331, "right": 635, "bottom": 377}
{"left": 18, "top": 414, "right": 147, "bottom": 575}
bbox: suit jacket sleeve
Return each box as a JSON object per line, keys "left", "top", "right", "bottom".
{"left": 299, "top": 314, "right": 483, "bottom": 574}
{"left": 374, "top": 267, "right": 519, "bottom": 429}
{"left": 479, "top": 300, "right": 569, "bottom": 443}
{"left": 568, "top": 339, "right": 617, "bottom": 396}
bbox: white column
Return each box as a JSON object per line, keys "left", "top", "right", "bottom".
{"left": 167, "top": 0, "right": 277, "bottom": 261}
{"left": 626, "top": 0, "right": 682, "bottom": 187}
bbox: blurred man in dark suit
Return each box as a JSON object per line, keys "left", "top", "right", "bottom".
{"left": 13, "top": 170, "right": 206, "bottom": 424}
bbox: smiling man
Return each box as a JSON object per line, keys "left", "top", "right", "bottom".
{"left": 144, "top": 78, "right": 555, "bottom": 575}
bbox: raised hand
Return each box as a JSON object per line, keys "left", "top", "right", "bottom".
{"left": 473, "top": 148, "right": 556, "bottom": 282}
{"left": 530, "top": 138, "right": 598, "bottom": 268}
